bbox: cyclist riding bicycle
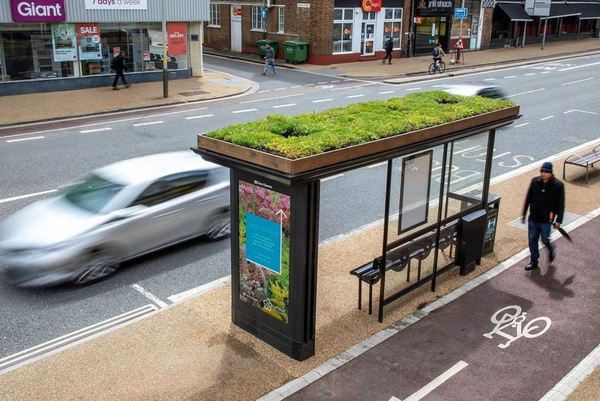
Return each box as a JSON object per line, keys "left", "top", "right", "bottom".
{"left": 432, "top": 43, "right": 445, "bottom": 69}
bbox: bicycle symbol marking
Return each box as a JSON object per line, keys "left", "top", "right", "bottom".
{"left": 483, "top": 305, "right": 551, "bottom": 349}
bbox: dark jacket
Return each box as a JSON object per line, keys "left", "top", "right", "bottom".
{"left": 523, "top": 176, "right": 565, "bottom": 224}
{"left": 112, "top": 55, "right": 126, "bottom": 71}
{"left": 265, "top": 47, "right": 275, "bottom": 60}
{"left": 385, "top": 39, "right": 393, "bottom": 52}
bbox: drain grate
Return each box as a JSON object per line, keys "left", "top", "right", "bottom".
{"left": 178, "top": 89, "right": 208, "bottom": 97}
{"left": 508, "top": 211, "right": 582, "bottom": 231}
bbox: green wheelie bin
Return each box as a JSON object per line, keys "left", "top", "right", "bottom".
{"left": 257, "top": 39, "right": 278, "bottom": 59}
{"left": 283, "top": 40, "right": 309, "bottom": 64}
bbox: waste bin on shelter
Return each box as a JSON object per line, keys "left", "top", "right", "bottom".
{"left": 283, "top": 40, "right": 309, "bottom": 64}
{"left": 257, "top": 39, "right": 278, "bottom": 59}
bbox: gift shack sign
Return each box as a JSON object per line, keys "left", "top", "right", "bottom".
{"left": 10, "top": 0, "right": 66, "bottom": 22}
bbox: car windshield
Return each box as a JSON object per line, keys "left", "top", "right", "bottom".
{"left": 65, "top": 174, "right": 124, "bottom": 214}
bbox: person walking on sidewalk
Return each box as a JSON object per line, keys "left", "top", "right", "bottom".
{"left": 522, "top": 161, "right": 565, "bottom": 271}
{"left": 262, "top": 44, "right": 276, "bottom": 76}
{"left": 112, "top": 51, "right": 131, "bottom": 90}
{"left": 383, "top": 37, "right": 394, "bottom": 64}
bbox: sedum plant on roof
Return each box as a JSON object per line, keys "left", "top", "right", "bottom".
{"left": 205, "top": 91, "right": 514, "bottom": 159}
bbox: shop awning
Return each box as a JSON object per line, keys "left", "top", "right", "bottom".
{"left": 497, "top": 3, "right": 533, "bottom": 22}
{"left": 542, "top": 3, "right": 582, "bottom": 19}
{"left": 570, "top": 3, "right": 600, "bottom": 19}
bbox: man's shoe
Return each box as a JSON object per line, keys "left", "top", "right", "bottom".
{"left": 112, "top": 87, "right": 119, "bottom": 90}
{"left": 388, "top": 62, "right": 392, "bottom": 64}
{"left": 550, "top": 249, "right": 556, "bottom": 262}
{"left": 525, "top": 262, "right": 538, "bottom": 271}
{"left": 261, "top": 72, "right": 265, "bottom": 75}
{"left": 272, "top": 71, "right": 276, "bottom": 75}
{"left": 126, "top": 84, "right": 131, "bottom": 88}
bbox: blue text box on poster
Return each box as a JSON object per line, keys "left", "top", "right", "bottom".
{"left": 246, "top": 212, "right": 281, "bottom": 274}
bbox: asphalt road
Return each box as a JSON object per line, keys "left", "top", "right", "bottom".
{"left": 0, "top": 54, "right": 599, "bottom": 362}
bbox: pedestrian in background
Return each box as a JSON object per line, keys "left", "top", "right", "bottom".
{"left": 522, "top": 161, "right": 565, "bottom": 271}
{"left": 383, "top": 37, "right": 394, "bottom": 65}
{"left": 262, "top": 44, "right": 276, "bottom": 76}
{"left": 111, "top": 51, "right": 131, "bottom": 90}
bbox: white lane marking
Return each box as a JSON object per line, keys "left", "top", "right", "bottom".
{"left": 431, "top": 84, "right": 446, "bottom": 88}
{"left": 503, "top": 88, "right": 545, "bottom": 98}
{"left": 514, "top": 123, "right": 530, "bottom": 128}
{"left": 0, "top": 189, "right": 57, "bottom": 204}
{"left": 541, "top": 71, "right": 552, "bottom": 74}
{"left": 0, "top": 304, "right": 157, "bottom": 375}
{"left": 185, "top": 114, "right": 215, "bottom": 120}
{"left": 331, "top": 83, "right": 375, "bottom": 91}
{"left": 132, "top": 121, "right": 163, "bottom": 127}
{"left": 318, "top": 81, "right": 328, "bottom": 84}
{"left": 168, "top": 276, "right": 232, "bottom": 303}
{"left": 240, "top": 93, "right": 304, "bottom": 104}
{"left": 562, "top": 77, "right": 594, "bottom": 86}
{"left": 378, "top": 91, "right": 395, "bottom": 94}
{"left": 397, "top": 361, "right": 469, "bottom": 401}
{"left": 565, "top": 109, "right": 599, "bottom": 115}
{"left": 273, "top": 104, "right": 296, "bottom": 109}
{"left": 558, "top": 61, "right": 600, "bottom": 71}
{"left": 347, "top": 94, "right": 364, "bottom": 98}
{"left": 274, "top": 87, "right": 287, "bottom": 91}
{"left": 290, "top": 85, "right": 302, "bottom": 88}
{"left": 368, "top": 162, "right": 388, "bottom": 168}
{"left": 258, "top": 90, "right": 270, "bottom": 93}
{"left": 331, "top": 80, "right": 341, "bottom": 83}
{"left": 525, "top": 73, "right": 536, "bottom": 76}
{"left": 541, "top": 115, "right": 554, "bottom": 121}
{"left": 312, "top": 99, "right": 333, "bottom": 103}
{"left": 406, "top": 87, "right": 421, "bottom": 91}
{"left": 6, "top": 136, "right": 45, "bottom": 143}
{"left": 132, "top": 284, "right": 168, "bottom": 309}
{"left": 453, "top": 145, "right": 480, "bottom": 155}
{"left": 321, "top": 174, "right": 344, "bottom": 182}
{"left": 2, "top": 107, "right": 212, "bottom": 140}
{"left": 503, "top": 75, "right": 517, "bottom": 78}
{"left": 305, "top": 83, "right": 315, "bottom": 86}
{"left": 79, "top": 127, "right": 112, "bottom": 133}
{"left": 232, "top": 109, "right": 258, "bottom": 114}
{"left": 484, "top": 78, "right": 496, "bottom": 81}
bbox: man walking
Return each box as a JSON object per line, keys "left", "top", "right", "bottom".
{"left": 112, "top": 51, "right": 130, "bottom": 90}
{"left": 262, "top": 43, "right": 276, "bottom": 76}
{"left": 383, "top": 37, "right": 394, "bottom": 64}
{"left": 522, "top": 162, "right": 565, "bottom": 271}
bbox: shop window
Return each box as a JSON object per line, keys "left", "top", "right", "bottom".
{"left": 278, "top": 7, "right": 285, "bottom": 33}
{"left": 209, "top": 4, "right": 221, "bottom": 28}
{"left": 383, "top": 8, "right": 403, "bottom": 49}
{"left": 252, "top": 6, "right": 265, "bottom": 31}
{"left": 363, "top": 11, "right": 376, "bottom": 20}
{"left": 333, "top": 8, "right": 354, "bottom": 54}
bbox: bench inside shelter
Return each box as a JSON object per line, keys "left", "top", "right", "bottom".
{"left": 563, "top": 145, "right": 600, "bottom": 185}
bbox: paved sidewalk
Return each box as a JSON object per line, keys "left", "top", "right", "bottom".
{"left": 1, "top": 144, "right": 600, "bottom": 400}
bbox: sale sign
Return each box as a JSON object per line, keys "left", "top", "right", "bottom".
{"left": 167, "top": 22, "right": 187, "bottom": 56}
{"left": 77, "top": 23, "right": 102, "bottom": 60}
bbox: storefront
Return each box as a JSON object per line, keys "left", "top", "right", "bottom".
{"left": 412, "top": 0, "right": 454, "bottom": 55}
{"left": 331, "top": 0, "right": 405, "bottom": 62}
{"left": 0, "top": 0, "right": 209, "bottom": 95}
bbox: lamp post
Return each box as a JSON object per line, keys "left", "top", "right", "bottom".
{"left": 162, "top": 0, "right": 168, "bottom": 98}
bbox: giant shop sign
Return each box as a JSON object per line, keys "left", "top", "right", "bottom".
{"left": 10, "top": 0, "right": 66, "bottom": 22}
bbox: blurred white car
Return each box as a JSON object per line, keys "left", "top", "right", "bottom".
{"left": 442, "top": 84, "right": 507, "bottom": 99}
{"left": 0, "top": 151, "right": 230, "bottom": 287}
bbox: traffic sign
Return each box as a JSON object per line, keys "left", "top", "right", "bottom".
{"left": 261, "top": 9, "right": 267, "bottom": 18}
{"left": 453, "top": 37, "right": 464, "bottom": 49}
{"left": 454, "top": 7, "right": 468, "bottom": 19}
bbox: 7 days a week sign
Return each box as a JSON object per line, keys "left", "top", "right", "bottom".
{"left": 85, "top": 0, "right": 147, "bottom": 10}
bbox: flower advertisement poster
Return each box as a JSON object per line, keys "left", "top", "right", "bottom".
{"left": 239, "top": 181, "right": 290, "bottom": 323}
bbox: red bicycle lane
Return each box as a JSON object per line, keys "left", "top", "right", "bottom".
{"left": 283, "top": 214, "right": 600, "bottom": 401}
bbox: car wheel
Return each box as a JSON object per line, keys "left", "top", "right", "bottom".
{"left": 71, "top": 248, "right": 120, "bottom": 285}
{"left": 206, "top": 211, "right": 231, "bottom": 240}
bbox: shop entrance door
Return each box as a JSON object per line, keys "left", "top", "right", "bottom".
{"left": 415, "top": 17, "right": 449, "bottom": 55}
{"left": 230, "top": 5, "right": 242, "bottom": 52}
{"left": 361, "top": 22, "right": 376, "bottom": 56}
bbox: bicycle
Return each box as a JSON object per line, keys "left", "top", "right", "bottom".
{"left": 428, "top": 60, "right": 446, "bottom": 75}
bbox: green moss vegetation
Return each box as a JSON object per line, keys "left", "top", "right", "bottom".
{"left": 206, "top": 91, "right": 514, "bottom": 159}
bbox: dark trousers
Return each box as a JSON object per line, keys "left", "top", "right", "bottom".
{"left": 112, "top": 70, "right": 127, "bottom": 87}
{"left": 384, "top": 50, "right": 392, "bottom": 63}
{"left": 528, "top": 220, "right": 554, "bottom": 263}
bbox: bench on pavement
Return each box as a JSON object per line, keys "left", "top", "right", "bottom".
{"left": 350, "top": 224, "right": 457, "bottom": 314}
{"left": 563, "top": 145, "right": 600, "bottom": 185}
